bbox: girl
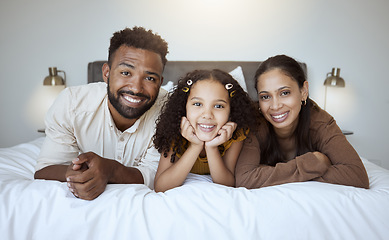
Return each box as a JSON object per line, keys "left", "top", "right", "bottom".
{"left": 153, "top": 69, "right": 258, "bottom": 192}
{"left": 235, "top": 55, "right": 369, "bottom": 189}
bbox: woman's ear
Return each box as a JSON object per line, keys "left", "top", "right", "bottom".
{"left": 102, "top": 63, "right": 110, "bottom": 83}
{"left": 301, "top": 81, "right": 309, "bottom": 100}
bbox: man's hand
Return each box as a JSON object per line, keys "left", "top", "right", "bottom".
{"left": 66, "top": 152, "right": 114, "bottom": 200}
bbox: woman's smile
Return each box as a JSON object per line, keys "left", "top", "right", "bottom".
{"left": 271, "top": 111, "right": 289, "bottom": 123}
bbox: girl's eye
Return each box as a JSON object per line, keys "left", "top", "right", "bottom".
{"left": 193, "top": 102, "right": 202, "bottom": 107}
{"left": 214, "top": 104, "right": 224, "bottom": 109}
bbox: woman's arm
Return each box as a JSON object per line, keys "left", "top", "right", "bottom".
{"left": 311, "top": 117, "right": 369, "bottom": 188}
{"left": 235, "top": 133, "right": 329, "bottom": 189}
{"left": 236, "top": 114, "right": 369, "bottom": 189}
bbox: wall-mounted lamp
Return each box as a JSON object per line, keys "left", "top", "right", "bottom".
{"left": 43, "top": 67, "right": 66, "bottom": 86}
{"left": 323, "top": 68, "right": 345, "bottom": 110}
{"left": 27, "top": 67, "right": 66, "bottom": 132}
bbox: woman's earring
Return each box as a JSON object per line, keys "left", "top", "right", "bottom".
{"left": 301, "top": 99, "right": 307, "bottom": 106}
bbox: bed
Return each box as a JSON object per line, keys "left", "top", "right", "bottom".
{"left": 1, "top": 61, "right": 389, "bottom": 240}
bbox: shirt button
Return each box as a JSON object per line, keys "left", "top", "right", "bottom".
{"left": 120, "top": 137, "right": 124, "bottom": 141}
{"left": 117, "top": 156, "right": 122, "bottom": 160}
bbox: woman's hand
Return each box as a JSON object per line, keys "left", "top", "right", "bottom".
{"left": 180, "top": 117, "right": 203, "bottom": 146}
{"left": 205, "top": 122, "right": 237, "bottom": 148}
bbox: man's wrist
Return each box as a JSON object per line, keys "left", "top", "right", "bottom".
{"left": 108, "top": 160, "right": 143, "bottom": 184}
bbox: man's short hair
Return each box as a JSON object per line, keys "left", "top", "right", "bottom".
{"left": 108, "top": 26, "right": 169, "bottom": 67}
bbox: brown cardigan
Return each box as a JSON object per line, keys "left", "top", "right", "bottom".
{"left": 235, "top": 104, "right": 369, "bottom": 189}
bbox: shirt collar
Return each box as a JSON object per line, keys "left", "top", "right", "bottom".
{"left": 105, "top": 96, "right": 146, "bottom": 134}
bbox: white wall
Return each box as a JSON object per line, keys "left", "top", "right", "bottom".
{"left": 1, "top": 0, "right": 388, "bottom": 169}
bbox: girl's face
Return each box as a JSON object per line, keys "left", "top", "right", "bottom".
{"left": 256, "top": 69, "right": 308, "bottom": 136}
{"left": 186, "top": 79, "right": 230, "bottom": 142}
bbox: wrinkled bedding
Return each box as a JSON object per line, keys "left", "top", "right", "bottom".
{"left": 1, "top": 137, "right": 388, "bottom": 240}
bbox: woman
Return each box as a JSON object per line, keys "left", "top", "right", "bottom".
{"left": 235, "top": 55, "right": 369, "bottom": 189}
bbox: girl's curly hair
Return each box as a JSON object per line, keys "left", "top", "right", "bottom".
{"left": 153, "top": 69, "right": 259, "bottom": 162}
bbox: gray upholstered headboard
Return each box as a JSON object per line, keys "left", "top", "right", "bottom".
{"left": 88, "top": 60, "right": 307, "bottom": 101}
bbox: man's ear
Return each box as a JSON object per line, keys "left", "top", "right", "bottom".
{"left": 160, "top": 76, "right": 164, "bottom": 86}
{"left": 102, "top": 63, "right": 110, "bottom": 83}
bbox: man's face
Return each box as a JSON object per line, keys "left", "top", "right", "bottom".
{"left": 105, "top": 46, "right": 164, "bottom": 122}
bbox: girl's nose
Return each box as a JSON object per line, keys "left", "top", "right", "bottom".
{"left": 201, "top": 107, "right": 213, "bottom": 119}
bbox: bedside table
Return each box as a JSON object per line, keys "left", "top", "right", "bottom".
{"left": 341, "top": 130, "right": 354, "bottom": 135}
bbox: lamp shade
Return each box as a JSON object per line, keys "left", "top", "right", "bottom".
{"left": 324, "top": 68, "right": 345, "bottom": 87}
{"left": 43, "top": 67, "right": 66, "bottom": 86}
{"left": 26, "top": 67, "right": 66, "bottom": 131}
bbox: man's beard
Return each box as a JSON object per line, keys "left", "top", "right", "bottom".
{"left": 107, "top": 78, "right": 157, "bottom": 120}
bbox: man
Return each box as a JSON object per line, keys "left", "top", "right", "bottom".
{"left": 34, "top": 27, "right": 169, "bottom": 200}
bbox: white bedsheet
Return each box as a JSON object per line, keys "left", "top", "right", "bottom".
{"left": 1, "top": 137, "right": 389, "bottom": 240}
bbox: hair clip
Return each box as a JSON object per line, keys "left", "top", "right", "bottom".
{"left": 225, "top": 83, "right": 233, "bottom": 90}
{"left": 229, "top": 90, "right": 236, "bottom": 98}
{"left": 187, "top": 79, "right": 193, "bottom": 86}
{"left": 182, "top": 87, "right": 189, "bottom": 92}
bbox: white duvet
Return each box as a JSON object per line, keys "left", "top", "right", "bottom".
{"left": 1, "top": 137, "right": 389, "bottom": 240}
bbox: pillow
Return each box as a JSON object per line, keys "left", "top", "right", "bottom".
{"left": 161, "top": 81, "right": 175, "bottom": 92}
{"left": 161, "top": 66, "right": 248, "bottom": 93}
{"left": 229, "top": 66, "right": 248, "bottom": 92}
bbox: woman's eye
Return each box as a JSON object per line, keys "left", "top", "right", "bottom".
{"left": 193, "top": 102, "right": 202, "bottom": 107}
{"left": 259, "top": 95, "right": 270, "bottom": 100}
{"left": 281, "top": 91, "right": 290, "bottom": 96}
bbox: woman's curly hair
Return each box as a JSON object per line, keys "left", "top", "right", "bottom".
{"left": 153, "top": 69, "right": 259, "bottom": 162}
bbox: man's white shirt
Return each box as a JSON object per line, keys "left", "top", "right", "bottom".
{"left": 36, "top": 82, "right": 167, "bottom": 189}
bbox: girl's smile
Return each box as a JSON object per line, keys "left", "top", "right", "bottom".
{"left": 198, "top": 123, "right": 216, "bottom": 132}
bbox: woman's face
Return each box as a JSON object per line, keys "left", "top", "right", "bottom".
{"left": 256, "top": 69, "right": 308, "bottom": 136}
{"left": 186, "top": 79, "right": 230, "bottom": 142}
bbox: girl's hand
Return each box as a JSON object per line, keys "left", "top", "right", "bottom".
{"left": 180, "top": 117, "right": 203, "bottom": 146}
{"left": 205, "top": 122, "right": 237, "bottom": 148}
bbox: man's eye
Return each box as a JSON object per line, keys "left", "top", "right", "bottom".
{"left": 146, "top": 76, "right": 156, "bottom": 82}
{"left": 121, "top": 71, "right": 130, "bottom": 76}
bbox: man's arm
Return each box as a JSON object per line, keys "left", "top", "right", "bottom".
{"left": 34, "top": 165, "right": 69, "bottom": 182}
